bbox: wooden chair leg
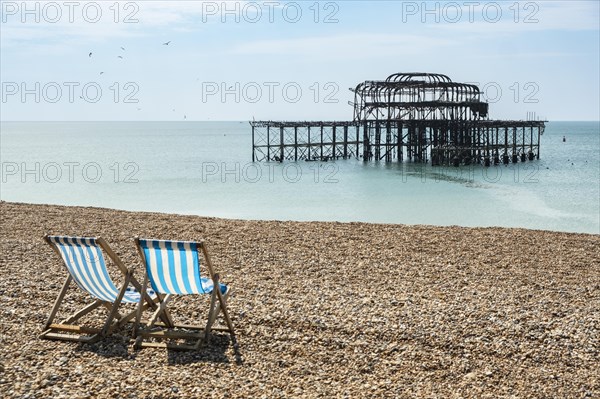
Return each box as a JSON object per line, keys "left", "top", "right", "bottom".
{"left": 133, "top": 271, "right": 150, "bottom": 338}
{"left": 101, "top": 272, "right": 131, "bottom": 336}
{"left": 147, "top": 295, "right": 172, "bottom": 328}
{"left": 44, "top": 275, "right": 72, "bottom": 329}
{"left": 202, "top": 246, "right": 235, "bottom": 337}
{"left": 215, "top": 287, "right": 235, "bottom": 337}
{"left": 204, "top": 289, "right": 219, "bottom": 342}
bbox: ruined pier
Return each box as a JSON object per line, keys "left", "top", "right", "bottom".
{"left": 251, "top": 73, "right": 545, "bottom": 166}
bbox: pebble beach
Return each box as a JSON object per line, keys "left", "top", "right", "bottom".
{"left": 1, "top": 201, "right": 598, "bottom": 398}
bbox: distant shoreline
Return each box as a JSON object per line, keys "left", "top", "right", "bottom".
{"left": 1, "top": 200, "right": 598, "bottom": 236}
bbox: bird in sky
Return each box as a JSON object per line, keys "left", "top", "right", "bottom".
{"left": 100, "top": 72, "right": 104, "bottom": 75}
{"left": 88, "top": 52, "right": 92, "bottom": 57}
{"left": 184, "top": 115, "right": 187, "bottom": 119}
{"left": 121, "top": 47, "right": 125, "bottom": 51}
{"left": 163, "top": 41, "right": 171, "bottom": 46}
{"left": 118, "top": 56, "right": 123, "bottom": 59}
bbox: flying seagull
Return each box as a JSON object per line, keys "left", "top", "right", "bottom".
{"left": 118, "top": 55, "right": 123, "bottom": 59}
{"left": 88, "top": 52, "right": 92, "bottom": 57}
{"left": 100, "top": 72, "right": 104, "bottom": 75}
{"left": 163, "top": 41, "right": 171, "bottom": 46}
{"left": 121, "top": 47, "right": 125, "bottom": 51}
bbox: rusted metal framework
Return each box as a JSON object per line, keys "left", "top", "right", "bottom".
{"left": 352, "top": 72, "right": 488, "bottom": 121}
{"left": 251, "top": 121, "right": 360, "bottom": 162}
{"left": 251, "top": 73, "right": 545, "bottom": 166}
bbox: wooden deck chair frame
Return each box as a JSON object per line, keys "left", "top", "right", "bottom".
{"left": 133, "top": 238, "right": 236, "bottom": 351}
{"left": 41, "top": 235, "right": 164, "bottom": 343}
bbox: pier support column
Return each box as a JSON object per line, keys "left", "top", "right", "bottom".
{"left": 267, "top": 126, "right": 270, "bottom": 161}
{"left": 363, "top": 121, "right": 370, "bottom": 161}
{"left": 343, "top": 126, "right": 348, "bottom": 159}
{"left": 252, "top": 124, "right": 255, "bottom": 162}
{"left": 294, "top": 126, "right": 298, "bottom": 161}
{"left": 356, "top": 125, "right": 360, "bottom": 159}
{"left": 332, "top": 125, "right": 337, "bottom": 160}
{"left": 279, "top": 126, "right": 284, "bottom": 162}
{"left": 320, "top": 125, "right": 324, "bottom": 160}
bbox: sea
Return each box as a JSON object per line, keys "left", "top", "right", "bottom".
{"left": 1, "top": 121, "right": 598, "bottom": 234}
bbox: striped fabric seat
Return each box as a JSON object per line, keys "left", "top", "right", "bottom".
{"left": 47, "top": 236, "right": 154, "bottom": 303}
{"left": 137, "top": 239, "right": 227, "bottom": 296}
{"left": 42, "top": 235, "right": 163, "bottom": 344}
{"left": 133, "top": 237, "right": 236, "bottom": 350}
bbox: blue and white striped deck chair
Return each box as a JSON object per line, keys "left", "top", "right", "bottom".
{"left": 133, "top": 238, "right": 236, "bottom": 350}
{"left": 41, "top": 235, "right": 160, "bottom": 343}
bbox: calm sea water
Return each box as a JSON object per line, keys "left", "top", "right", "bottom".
{"left": 1, "top": 121, "right": 598, "bottom": 234}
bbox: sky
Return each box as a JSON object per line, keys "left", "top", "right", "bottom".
{"left": 1, "top": 0, "right": 599, "bottom": 121}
